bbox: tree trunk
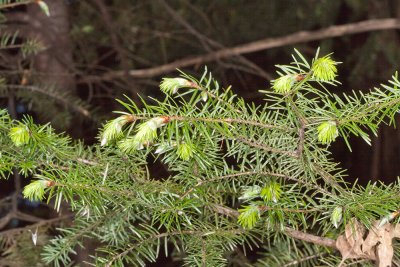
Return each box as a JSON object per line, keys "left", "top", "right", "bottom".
{"left": 27, "top": 0, "right": 74, "bottom": 91}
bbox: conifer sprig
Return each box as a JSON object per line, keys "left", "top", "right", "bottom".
{"left": 1, "top": 50, "right": 400, "bottom": 266}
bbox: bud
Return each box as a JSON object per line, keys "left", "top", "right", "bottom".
{"left": 239, "top": 185, "right": 261, "bottom": 201}
{"left": 261, "top": 181, "right": 282, "bottom": 203}
{"left": 100, "top": 115, "right": 133, "bottom": 146}
{"left": 9, "top": 125, "right": 30, "bottom": 146}
{"left": 378, "top": 214, "right": 391, "bottom": 228}
{"left": 155, "top": 144, "right": 168, "bottom": 154}
{"left": 80, "top": 206, "right": 91, "bottom": 220}
{"left": 238, "top": 204, "right": 260, "bottom": 229}
{"left": 155, "top": 141, "right": 177, "bottom": 154}
{"left": 176, "top": 142, "right": 195, "bottom": 161}
{"left": 160, "top": 78, "right": 195, "bottom": 95}
{"left": 118, "top": 116, "right": 169, "bottom": 153}
{"left": 134, "top": 116, "right": 169, "bottom": 144}
{"left": 37, "top": 0, "right": 50, "bottom": 17}
{"left": 117, "top": 137, "right": 143, "bottom": 153}
{"left": 23, "top": 180, "right": 49, "bottom": 201}
{"left": 46, "top": 180, "right": 56, "bottom": 187}
{"left": 317, "top": 121, "right": 339, "bottom": 144}
{"left": 331, "top": 206, "right": 343, "bottom": 228}
{"left": 311, "top": 56, "right": 338, "bottom": 81}
{"left": 378, "top": 210, "right": 400, "bottom": 228}
{"left": 147, "top": 116, "right": 169, "bottom": 130}
{"left": 272, "top": 74, "right": 295, "bottom": 94}
{"left": 201, "top": 91, "right": 208, "bottom": 102}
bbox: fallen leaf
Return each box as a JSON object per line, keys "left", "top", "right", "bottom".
{"left": 336, "top": 219, "right": 398, "bottom": 267}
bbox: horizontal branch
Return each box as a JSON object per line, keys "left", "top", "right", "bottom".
{"left": 284, "top": 227, "right": 337, "bottom": 249}
{"left": 212, "top": 204, "right": 337, "bottom": 249}
{"left": 181, "top": 170, "right": 331, "bottom": 199}
{"left": 123, "top": 114, "right": 293, "bottom": 131}
{"left": 105, "top": 228, "right": 243, "bottom": 266}
{"left": 86, "top": 18, "right": 400, "bottom": 81}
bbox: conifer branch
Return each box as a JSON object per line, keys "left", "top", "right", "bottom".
{"left": 105, "top": 228, "right": 244, "bottom": 267}
{"left": 168, "top": 115, "right": 292, "bottom": 131}
{"left": 236, "top": 136, "right": 298, "bottom": 157}
{"left": 0, "top": 215, "right": 72, "bottom": 237}
{"left": 284, "top": 228, "right": 337, "bottom": 249}
{"left": 212, "top": 204, "right": 337, "bottom": 249}
{"left": 282, "top": 253, "right": 328, "bottom": 267}
{"left": 181, "top": 170, "right": 330, "bottom": 199}
{"left": 119, "top": 113, "right": 292, "bottom": 131}
{"left": 4, "top": 49, "right": 400, "bottom": 266}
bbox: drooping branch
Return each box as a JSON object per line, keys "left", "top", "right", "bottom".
{"left": 84, "top": 18, "right": 400, "bottom": 82}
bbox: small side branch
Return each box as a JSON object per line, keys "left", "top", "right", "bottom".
{"left": 284, "top": 227, "right": 337, "bottom": 249}
{"left": 181, "top": 170, "right": 331, "bottom": 198}
{"left": 237, "top": 136, "right": 298, "bottom": 158}
{"left": 296, "top": 120, "right": 306, "bottom": 157}
{"left": 0, "top": 215, "right": 73, "bottom": 236}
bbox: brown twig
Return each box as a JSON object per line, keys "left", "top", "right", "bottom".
{"left": 286, "top": 95, "right": 308, "bottom": 157}
{"left": 84, "top": 18, "right": 400, "bottom": 81}
{"left": 296, "top": 121, "right": 306, "bottom": 157}
{"left": 76, "top": 157, "right": 98, "bottom": 166}
{"left": 258, "top": 205, "right": 319, "bottom": 214}
{"left": 0, "top": 208, "right": 44, "bottom": 230}
{"left": 201, "top": 237, "right": 206, "bottom": 267}
{"left": 0, "top": 215, "right": 73, "bottom": 236}
{"left": 282, "top": 253, "right": 327, "bottom": 267}
{"left": 284, "top": 227, "right": 337, "bottom": 249}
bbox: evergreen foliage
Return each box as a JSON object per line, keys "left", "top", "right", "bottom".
{"left": 1, "top": 49, "right": 400, "bottom": 266}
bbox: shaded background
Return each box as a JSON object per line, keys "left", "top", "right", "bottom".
{"left": 1, "top": 0, "right": 400, "bottom": 265}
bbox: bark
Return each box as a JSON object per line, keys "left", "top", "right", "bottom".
{"left": 27, "top": 0, "right": 74, "bottom": 91}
